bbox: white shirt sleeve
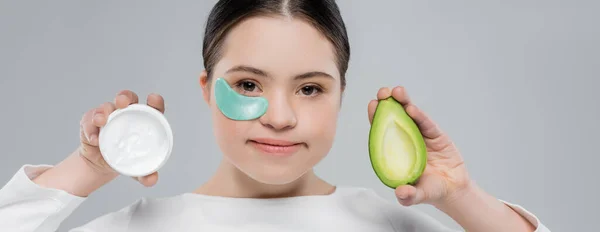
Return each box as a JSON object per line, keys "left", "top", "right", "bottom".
{"left": 366, "top": 187, "right": 551, "bottom": 232}
{"left": 0, "top": 164, "right": 87, "bottom": 232}
{"left": 500, "top": 200, "right": 551, "bottom": 232}
{"left": 388, "top": 198, "right": 552, "bottom": 232}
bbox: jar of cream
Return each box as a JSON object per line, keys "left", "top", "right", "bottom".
{"left": 98, "top": 103, "right": 173, "bottom": 177}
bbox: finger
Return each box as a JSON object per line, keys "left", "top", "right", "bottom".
{"left": 132, "top": 172, "right": 159, "bottom": 187}
{"left": 376, "top": 87, "right": 392, "bottom": 100}
{"left": 83, "top": 107, "right": 103, "bottom": 146}
{"left": 91, "top": 111, "right": 105, "bottom": 129}
{"left": 405, "top": 104, "right": 443, "bottom": 139}
{"left": 391, "top": 86, "right": 411, "bottom": 106}
{"left": 390, "top": 86, "right": 444, "bottom": 139}
{"left": 367, "top": 99, "right": 378, "bottom": 124}
{"left": 146, "top": 93, "right": 165, "bottom": 113}
{"left": 395, "top": 185, "right": 426, "bottom": 206}
{"left": 102, "top": 101, "right": 117, "bottom": 117}
{"left": 91, "top": 102, "right": 116, "bottom": 128}
{"left": 115, "top": 90, "right": 139, "bottom": 109}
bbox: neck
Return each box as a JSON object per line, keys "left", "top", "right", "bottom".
{"left": 193, "top": 158, "right": 335, "bottom": 198}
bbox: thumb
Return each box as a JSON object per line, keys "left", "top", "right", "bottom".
{"left": 132, "top": 172, "right": 159, "bottom": 187}
{"left": 395, "top": 185, "right": 426, "bottom": 206}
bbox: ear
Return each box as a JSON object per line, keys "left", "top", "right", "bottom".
{"left": 199, "top": 70, "right": 210, "bottom": 104}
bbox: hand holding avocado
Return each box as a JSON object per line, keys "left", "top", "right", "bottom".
{"left": 367, "top": 86, "right": 471, "bottom": 207}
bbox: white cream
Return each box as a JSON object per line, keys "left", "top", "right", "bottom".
{"left": 99, "top": 104, "right": 173, "bottom": 177}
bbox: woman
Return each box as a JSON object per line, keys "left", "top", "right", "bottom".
{"left": 0, "top": 1, "right": 549, "bottom": 231}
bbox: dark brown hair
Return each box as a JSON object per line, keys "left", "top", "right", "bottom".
{"left": 202, "top": 0, "right": 350, "bottom": 90}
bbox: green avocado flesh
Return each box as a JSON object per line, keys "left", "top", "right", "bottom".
{"left": 368, "top": 97, "right": 427, "bottom": 188}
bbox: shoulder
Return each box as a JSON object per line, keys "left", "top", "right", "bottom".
{"left": 334, "top": 186, "right": 456, "bottom": 232}
{"left": 72, "top": 194, "right": 189, "bottom": 231}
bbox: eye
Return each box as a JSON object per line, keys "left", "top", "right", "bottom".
{"left": 241, "top": 81, "right": 257, "bottom": 92}
{"left": 234, "top": 79, "right": 262, "bottom": 96}
{"left": 298, "top": 85, "right": 323, "bottom": 97}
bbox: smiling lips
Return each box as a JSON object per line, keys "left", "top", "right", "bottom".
{"left": 248, "top": 138, "right": 304, "bottom": 156}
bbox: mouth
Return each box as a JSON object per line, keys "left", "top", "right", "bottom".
{"left": 247, "top": 138, "right": 305, "bottom": 156}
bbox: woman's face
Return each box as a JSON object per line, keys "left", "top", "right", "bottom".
{"left": 202, "top": 16, "right": 343, "bottom": 185}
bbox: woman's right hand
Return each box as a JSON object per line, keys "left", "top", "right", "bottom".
{"left": 79, "top": 90, "right": 166, "bottom": 187}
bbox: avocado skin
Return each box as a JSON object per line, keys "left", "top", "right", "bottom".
{"left": 368, "top": 97, "right": 427, "bottom": 189}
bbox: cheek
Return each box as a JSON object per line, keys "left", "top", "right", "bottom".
{"left": 210, "top": 101, "right": 251, "bottom": 148}
{"left": 296, "top": 98, "right": 340, "bottom": 143}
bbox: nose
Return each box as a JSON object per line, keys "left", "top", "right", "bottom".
{"left": 259, "top": 93, "right": 297, "bottom": 131}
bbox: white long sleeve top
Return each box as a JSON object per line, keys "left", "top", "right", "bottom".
{"left": 0, "top": 164, "right": 551, "bottom": 232}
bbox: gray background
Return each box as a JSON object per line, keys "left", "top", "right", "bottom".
{"left": 0, "top": 0, "right": 597, "bottom": 231}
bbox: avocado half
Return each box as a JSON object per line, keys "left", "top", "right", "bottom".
{"left": 368, "top": 97, "right": 427, "bottom": 189}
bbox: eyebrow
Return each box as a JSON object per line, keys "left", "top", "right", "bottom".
{"left": 225, "top": 65, "right": 334, "bottom": 80}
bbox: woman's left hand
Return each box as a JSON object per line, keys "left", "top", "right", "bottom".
{"left": 367, "top": 86, "right": 473, "bottom": 207}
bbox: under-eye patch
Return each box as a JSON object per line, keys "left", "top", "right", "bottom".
{"left": 214, "top": 77, "right": 269, "bottom": 121}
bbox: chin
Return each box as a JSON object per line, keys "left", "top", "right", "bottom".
{"left": 222, "top": 140, "right": 329, "bottom": 186}
{"left": 243, "top": 163, "right": 310, "bottom": 185}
